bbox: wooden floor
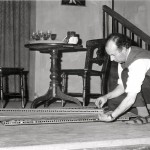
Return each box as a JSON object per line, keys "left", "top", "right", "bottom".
{"left": 0, "top": 101, "right": 150, "bottom": 150}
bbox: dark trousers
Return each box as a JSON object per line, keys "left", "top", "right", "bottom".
{"left": 108, "top": 68, "right": 150, "bottom": 114}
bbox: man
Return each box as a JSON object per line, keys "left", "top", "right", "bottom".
{"left": 95, "top": 33, "right": 150, "bottom": 124}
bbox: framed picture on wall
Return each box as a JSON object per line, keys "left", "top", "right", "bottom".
{"left": 61, "top": 0, "right": 86, "bottom": 6}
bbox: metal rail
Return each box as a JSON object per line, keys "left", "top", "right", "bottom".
{"left": 0, "top": 108, "right": 136, "bottom": 126}
{"left": 0, "top": 107, "right": 103, "bottom": 113}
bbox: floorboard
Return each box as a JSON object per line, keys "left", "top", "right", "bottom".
{"left": 0, "top": 101, "right": 150, "bottom": 150}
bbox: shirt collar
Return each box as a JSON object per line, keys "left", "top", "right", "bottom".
{"left": 126, "top": 47, "right": 131, "bottom": 61}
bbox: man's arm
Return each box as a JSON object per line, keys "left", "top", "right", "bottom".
{"left": 112, "top": 59, "right": 150, "bottom": 118}
{"left": 105, "top": 84, "right": 124, "bottom": 99}
{"left": 98, "top": 92, "right": 137, "bottom": 122}
{"left": 111, "top": 92, "right": 137, "bottom": 119}
{"left": 95, "top": 84, "right": 124, "bottom": 108}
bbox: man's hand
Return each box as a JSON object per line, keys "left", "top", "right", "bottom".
{"left": 95, "top": 96, "right": 107, "bottom": 108}
{"left": 98, "top": 113, "right": 115, "bottom": 122}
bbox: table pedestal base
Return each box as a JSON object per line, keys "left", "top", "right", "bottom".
{"left": 25, "top": 43, "right": 85, "bottom": 109}
{"left": 31, "top": 87, "right": 82, "bottom": 108}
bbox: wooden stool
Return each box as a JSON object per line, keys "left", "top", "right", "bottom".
{"left": 0, "top": 67, "right": 28, "bottom": 108}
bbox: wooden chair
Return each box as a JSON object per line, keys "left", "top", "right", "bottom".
{"left": 61, "top": 39, "right": 110, "bottom": 106}
{"left": 0, "top": 67, "right": 29, "bottom": 108}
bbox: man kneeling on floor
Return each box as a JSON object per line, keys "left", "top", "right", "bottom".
{"left": 95, "top": 33, "right": 150, "bottom": 125}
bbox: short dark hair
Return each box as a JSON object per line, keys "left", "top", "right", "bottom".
{"left": 106, "top": 33, "right": 132, "bottom": 50}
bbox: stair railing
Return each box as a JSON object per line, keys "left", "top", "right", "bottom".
{"left": 102, "top": 5, "right": 150, "bottom": 92}
{"left": 103, "top": 5, "right": 150, "bottom": 50}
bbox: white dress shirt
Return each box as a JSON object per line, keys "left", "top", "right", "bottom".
{"left": 118, "top": 53, "right": 150, "bottom": 94}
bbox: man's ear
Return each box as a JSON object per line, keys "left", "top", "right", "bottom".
{"left": 122, "top": 47, "right": 127, "bottom": 53}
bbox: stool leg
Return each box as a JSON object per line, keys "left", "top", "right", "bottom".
{"left": 0, "top": 74, "right": 4, "bottom": 108}
{"left": 24, "top": 72, "right": 29, "bottom": 105}
{"left": 82, "top": 72, "right": 86, "bottom": 107}
{"left": 61, "top": 73, "right": 68, "bottom": 107}
{"left": 83, "top": 71, "right": 90, "bottom": 107}
{"left": 20, "top": 73, "right": 25, "bottom": 108}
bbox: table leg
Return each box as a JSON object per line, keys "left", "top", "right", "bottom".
{"left": 30, "top": 89, "right": 53, "bottom": 108}
{"left": 57, "top": 86, "right": 82, "bottom": 106}
{"left": 31, "top": 86, "right": 82, "bottom": 108}
{"left": 44, "top": 86, "right": 82, "bottom": 107}
{"left": 31, "top": 49, "right": 81, "bottom": 108}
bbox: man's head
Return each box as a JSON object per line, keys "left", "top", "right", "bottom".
{"left": 105, "top": 33, "right": 132, "bottom": 63}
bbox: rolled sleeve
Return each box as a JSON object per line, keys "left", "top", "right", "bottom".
{"left": 125, "top": 59, "right": 150, "bottom": 93}
{"left": 118, "top": 64, "right": 123, "bottom": 85}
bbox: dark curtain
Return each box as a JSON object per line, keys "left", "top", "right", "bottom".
{"left": 0, "top": 1, "right": 34, "bottom": 100}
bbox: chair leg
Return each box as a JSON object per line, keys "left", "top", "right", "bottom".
{"left": 61, "top": 73, "right": 68, "bottom": 107}
{"left": 100, "top": 75, "right": 105, "bottom": 95}
{"left": 24, "top": 71, "right": 29, "bottom": 105}
{"left": 20, "top": 72, "right": 25, "bottom": 108}
{"left": 0, "top": 74, "right": 4, "bottom": 108}
{"left": 82, "top": 81, "right": 86, "bottom": 107}
{"left": 82, "top": 72, "right": 88, "bottom": 107}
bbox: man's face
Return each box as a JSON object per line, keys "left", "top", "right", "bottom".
{"left": 105, "top": 40, "right": 127, "bottom": 63}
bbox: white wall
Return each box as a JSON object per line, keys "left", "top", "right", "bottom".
{"left": 114, "top": 0, "right": 150, "bottom": 36}
{"left": 33, "top": 0, "right": 112, "bottom": 100}
{"left": 33, "top": 0, "right": 150, "bottom": 102}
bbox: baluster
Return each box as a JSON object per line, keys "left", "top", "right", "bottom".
{"left": 140, "top": 39, "right": 142, "bottom": 48}
{"left": 114, "top": 19, "right": 118, "bottom": 33}
{"left": 103, "top": 11, "right": 105, "bottom": 38}
{"left": 106, "top": 13, "right": 109, "bottom": 36}
{"left": 148, "top": 44, "right": 150, "bottom": 51}
{"left": 145, "top": 43, "right": 148, "bottom": 50}
{"left": 122, "top": 26, "right": 126, "bottom": 35}
{"left": 137, "top": 37, "right": 142, "bottom": 47}
{"left": 132, "top": 33, "right": 134, "bottom": 42}
{"left": 112, "top": 17, "right": 114, "bottom": 33}
{"left": 121, "top": 25, "right": 124, "bottom": 34}
{"left": 129, "top": 31, "right": 132, "bottom": 39}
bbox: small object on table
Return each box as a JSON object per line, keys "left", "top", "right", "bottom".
{"left": 51, "top": 34, "right": 57, "bottom": 40}
{"left": 63, "top": 31, "right": 79, "bottom": 44}
{"left": 43, "top": 31, "right": 51, "bottom": 40}
{"left": 68, "top": 31, "right": 78, "bottom": 44}
{"left": 63, "top": 31, "right": 71, "bottom": 43}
